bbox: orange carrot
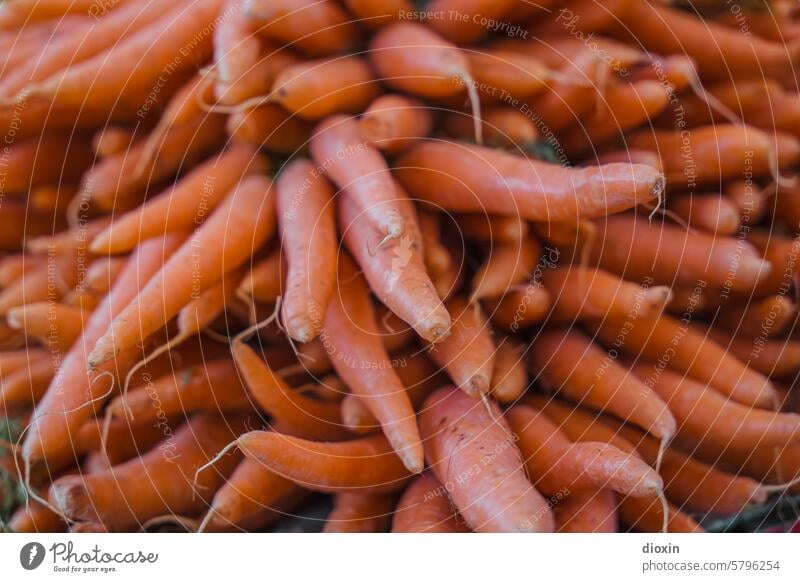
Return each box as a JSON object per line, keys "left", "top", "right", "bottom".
{"left": 588, "top": 313, "right": 777, "bottom": 408}
{"left": 1, "top": 135, "right": 93, "bottom": 195}
{"left": 0, "top": 356, "right": 55, "bottom": 414}
{"left": 227, "top": 104, "right": 311, "bottom": 155}
{"left": 466, "top": 49, "right": 550, "bottom": 100}
{"left": 276, "top": 159, "right": 337, "bottom": 342}
{"left": 6, "top": 303, "right": 84, "bottom": 353}
{"left": 708, "top": 330, "right": 800, "bottom": 378}
{"left": 237, "top": 248, "right": 284, "bottom": 304}
{"left": 456, "top": 214, "right": 529, "bottom": 243}
{"left": 343, "top": 0, "right": 412, "bottom": 28}
{"left": 339, "top": 190, "right": 451, "bottom": 342}
{"left": 88, "top": 176, "right": 276, "bottom": 367}
{"left": 417, "top": 210, "right": 451, "bottom": 278}
{"left": 324, "top": 492, "right": 396, "bottom": 533}
{"left": 530, "top": 328, "right": 676, "bottom": 440}
{"left": 471, "top": 236, "right": 540, "bottom": 301}
{"left": 321, "top": 256, "right": 423, "bottom": 473}
{"left": 359, "top": 94, "right": 433, "bottom": 154}
{"left": 84, "top": 258, "right": 127, "bottom": 294}
{"left": 668, "top": 193, "right": 742, "bottom": 235}
{"left": 554, "top": 489, "right": 618, "bottom": 533}
{"left": 619, "top": 496, "right": 703, "bottom": 533}
{"left": 235, "top": 431, "right": 412, "bottom": 493}
{"left": 490, "top": 337, "right": 528, "bottom": 404}
{"left": 419, "top": 387, "right": 555, "bottom": 532}
{"left": 716, "top": 295, "right": 796, "bottom": 338}
{"left": 392, "top": 472, "right": 469, "bottom": 532}
{"left": 485, "top": 283, "right": 552, "bottom": 332}
{"left": 395, "top": 141, "right": 664, "bottom": 220}
{"left": 311, "top": 114, "right": 404, "bottom": 239}
{"left": 442, "top": 107, "right": 539, "bottom": 148}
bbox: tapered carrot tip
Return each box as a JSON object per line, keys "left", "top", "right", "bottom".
{"left": 738, "top": 255, "right": 773, "bottom": 284}
{"left": 592, "top": 163, "right": 665, "bottom": 208}
{"left": 398, "top": 444, "right": 425, "bottom": 474}
{"left": 50, "top": 477, "right": 93, "bottom": 522}
{"left": 643, "top": 286, "right": 673, "bottom": 315}
{"left": 89, "top": 231, "right": 111, "bottom": 254}
{"left": 87, "top": 338, "right": 114, "bottom": 369}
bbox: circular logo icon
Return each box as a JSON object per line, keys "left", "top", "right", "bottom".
{"left": 20, "top": 542, "right": 46, "bottom": 570}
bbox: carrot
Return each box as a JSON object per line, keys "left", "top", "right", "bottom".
{"left": 532, "top": 328, "right": 676, "bottom": 439}
{"left": 321, "top": 255, "right": 424, "bottom": 473}
{"left": 9, "top": 499, "right": 67, "bottom": 533}
{"left": 0, "top": 135, "right": 93, "bottom": 195}
{"left": 589, "top": 148, "right": 663, "bottom": 172}
{"left": 369, "top": 22, "right": 482, "bottom": 142}
{"left": 392, "top": 472, "right": 469, "bottom": 532}
{"left": 632, "top": 365, "right": 800, "bottom": 450}
{"left": 237, "top": 248, "right": 284, "bottom": 304}
{"left": 542, "top": 266, "right": 672, "bottom": 322}
{"left": 177, "top": 268, "right": 245, "bottom": 338}
{"left": 235, "top": 431, "right": 412, "bottom": 493}
{"left": 619, "top": 496, "right": 704, "bottom": 533}
{"left": 0, "top": 0, "right": 130, "bottom": 22}
{"left": 84, "top": 258, "right": 127, "bottom": 295}
{"left": 588, "top": 313, "right": 777, "bottom": 408}
{"left": 627, "top": 55, "right": 696, "bottom": 92}
{"left": 227, "top": 104, "right": 311, "bottom": 155}
{"left": 585, "top": 214, "right": 771, "bottom": 291}
{"left": 92, "top": 127, "right": 136, "bottom": 159}
{"left": 276, "top": 159, "right": 337, "bottom": 342}
{"left": 342, "top": 0, "right": 412, "bottom": 28}
{"left": 442, "top": 107, "right": 539, "bottom": 148}
{"left": 25, "top": 0, "right": 223, "bottom": 112}
{"left": 665, "top": 285, "right": 709, "bottom": 317}
{"left": 394, "top": 141, "right": 664, "bottom": 220}
{"left": 311, "top": 115, "right": 404, "bottom": 239}
{"left": 213, "top": 0, "right": 262, "bottom": 103}
{"left": 708, "top": 331, "right": 800, "bottom": 378}
{"left": 485, "top": 283, "right": 552, "bottom": 332}
{"left": 0, "top": 357, "right": 55, "bottom": 414}
{"left": 0, "top": 348, "right": 48, "bottom": 376}
{"left": 470, "top": 236, "right": 540, "bottom": 301}
{"left": 6, "top": 303, "right": 85, "bottom": 352}
{"left": 359, "top": 94, "right": 433, "bottom": 154}
{"left": 0, "top": 0, "right": 185, "bottom": 99}
{"left": 0, "top": 256, "right": 45, "bottom": 287}
{"left": 88, "top": 176, "right": 276, "bottom": 367}
{"left": 324, "top": 492, "right": 396, "bottom": 533}
{"left": 490, "top": 337, "right": 528, "bottom": 404}
{"left": 419, "top": 387, "right": 555, "bottom": 532}
{"left": 21, "top": 233, "right": 185, "bottom": 468}
{"left": 427, "top": 296, "right": 494, "bottom": 395}
{"left": 554, "top": 490, "right": 618, "bottom": 533}
{"left": 231, "top": 341, "right": 348, "bottom": 441}
{"left": 716, "top": 295, "right": 796, "bottom": 338}
{"left": 74, "top": 416, "right": 171, "bottom": 466}
{"left": 417, "top": 210, "right": 451, "bottom": 277}
{"left": 270, "top": 56, "right": 379, "bottom": 120}
{"left": 50, "top": 415, "right": 242, "bottom": 530}
{"left": 339, "top": 190, "right": 451, "bottom": 343}
{"left": 507, "top": 404, "right": 663, "bottom": 498}
{"left": 456, "top": 215, "right": 529, "bottom": 244}
{"left": 83, "top": 114, "right": 228, "bottom": 212}
{"left": 247, "top": 0, "right": 359, "bottom": 57}
{"left": 668, "top": 193, "right": 742, "bottom": 235}
{"left": 214, "top": 40, "right": 299, "bottom": 106}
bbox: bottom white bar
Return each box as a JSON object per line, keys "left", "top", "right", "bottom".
{"left": 0, "top": 533, "right": 797, "bottom": 581}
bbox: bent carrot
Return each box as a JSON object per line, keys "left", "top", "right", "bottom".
{"left": 394, "top": 141, "right": 664, "bottom": 220}
{"left": 419, "top": 387, "right": 555, "bottom": 532}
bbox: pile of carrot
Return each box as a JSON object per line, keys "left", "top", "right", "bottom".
{"left": 2, "top": 0, "right": 800, "bottom": 534}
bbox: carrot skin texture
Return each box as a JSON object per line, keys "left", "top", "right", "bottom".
{"left": 392, "top": 472, "right": 470, "bottom": 532}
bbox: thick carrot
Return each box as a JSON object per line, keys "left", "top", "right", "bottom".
{"left": 708, "top": 331, "right": 800, "bottom": 378}
{"left": 507, "top": 404, "right": 664, "bottom": 498}
{"left": 235, "top": 431, "right": 412, "bottom": 493}
{"left": 555, "top": 489, "right": 618, "bottom": 533}
{"left": 74, "top": 416, "right": 172, "bottom": 466}
{"left": 471, "top": 236, "right": 540, "bottom": 301}
{"left": 1, "top": 135, "right": 93, "bottom": 195}
{"left": 311, "top": 114, "right": 404, "bottom": 239}
{"left": 588, "top": 313, "right": 777, "bottom": 408}
{"left": 271, "top": 57, "right": 379, "bottom": 120}
{"left": 585, "top": 214, "right": 771, "bottom": 291}
{"left": 50, "top": 415, "right": 242, "bottom": 530}
{"left": 25, "top": 0, "right": 223, "bottom": 111}
{"left": 215, "top": 41, "right": 299, "bottom": 106}
{"left": 232, "top": 341, "right": 348, "bottom": 441}
{"left": 321, "top": 256, "right": 423, "bottom": 473}
{"left": 716, "top": 295, "right": 796, "bottom": 338}
{"left": 22, "top": 233, "right": 185, "bottom": 468}
{"left": 359, "top": 94, "right": 433, "bottom": 154}
{"left": 427, "top": 296, "right": 494, "bottom": 395}
{"left": 339, "top": 191, "right": 451, "bottom": 342}
{"left": 227, "top": 104, "right": 311, "bottom": 155}
{"left": 394, "top": 141, "right": 664, "bottom": 220}
{"left": 201, "top": 457, "right": 297, "bottom": 532}
{"left": 668, "top": 193, "right": 742, "bottom": 235}
{"left": 632, "top": 365, "right": 800, "bottom": 450}
{"left": 6, "top": 303, "right": 84, "bottom": 353}
{"left": 455, "top": 214, "right": 529, "bottom": 244}
{"left": 88, "top": 176, "right": 276, "bottom": 367}
{"left": 392, "top": 472, "right": 469, "bottom": 532}
{"left": 419, "top": 387, "right": 555, "bottom": 532}
{"left": 490, "top": 337, "right": 528, "bottom": 404}
{"left": 542, "top": 266, "right": 672, "bottom": 322}
{"left": 324, "top": 492, "right": 396, "bottom": 533}
{"left": 530, "top": 328, "right": 676, "bottom": 440}
{"left": 276, "top": 159, "right": 337, "bottom": 342}
{"left": 466, "top": 49, "right": 550, "bottom": 101}
{"left": 237, "top": 248, "right": 284, "bottom": 304}
{"left": 213, "top": 0, "right": 262, "bottom": 104}
{"left": 485, "top": 283, "right": 552, "bottom": 332}
{"left": 247, "top": 0, "right": 359, "bottom": 56}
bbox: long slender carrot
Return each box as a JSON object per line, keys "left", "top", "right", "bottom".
{"left": 324, "top": 492, "right": 396, "bottom": 533}
{"left": 276, "top": 159, "right": 337, "bottom": 342}
{"left": 587, "top": 313, "right": 777, "bottom": 408}
{"left": 74, "top": 415, "right": 172, "bottom": 465}
{"left": 531, "top": 328, "right": 676, "bottom": 440}
{"left": 339, "top": 190, "right": 451, "bottom": 342}
{"left": 392, "top": 472, "right": 469, "bottom": 532}
{"left": 394, "top": 141, "right": 664, "bottom": 220}
{"left": 6, "top": 303, "right": 85, "bottom": 353}
{"left": 555, "top": 489, "right": 618, "bottom": 533}
{"left": 50, "top": 415, "right": 242, "bottom": 530}
{"left": 84, "top": 258, "right": 127, "bottom": 294}
{"left": 321, "top": 255, "right": 424, "bottom": 473}
{"left": 246, "top": 0, "right": 359, "bottom": 57}
{"left": 311, "top": 114, "right": 404, "bottom": 239}
{"left": 235, "top": 430, "right": 412, "bottom": 493}
{"left": 22, "top": 233, "right": 185, "bottom": 468}
{"left": 542, "top": 266, "right": 672, "bottom": 322}
{"left": 88, "top": 176, "right": 276, "bottom": 367}
{"left": 707, "top": 330, "right": 800, "bottom": 378}
{"left": 359, "top": 94, "right": 433, "bottom": 154}
{"left": 419, "top": 387, "right": 555, "bottom": 532}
